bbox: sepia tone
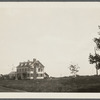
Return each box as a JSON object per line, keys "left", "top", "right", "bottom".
{"left": 0, "top": 2, "right": 100, "bottom": 92}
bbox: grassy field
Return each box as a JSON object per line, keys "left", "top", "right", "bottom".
{"left": 0, "top": 86, "right": 25, "bottom": 92}
{"left": 0, "top": 75, "right": 100, "bottom": 92}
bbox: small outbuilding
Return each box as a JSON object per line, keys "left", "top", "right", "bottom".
{"left": 9, "top": 71, "right": 16, "bottom": 79}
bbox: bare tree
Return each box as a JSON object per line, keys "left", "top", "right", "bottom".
{"left": 69, "top": 64, "right": 80, "bottom": 77}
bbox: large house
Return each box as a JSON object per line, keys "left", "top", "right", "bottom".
{"left": 16, "top": 59, "right": 45, "bottom": 80}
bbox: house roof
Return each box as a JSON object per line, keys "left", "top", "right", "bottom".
{"left": 9, "top": 71, "right": 16, "bottom": 75}
{"left": 17, "top": 59, "right": 45, "bottom": 68}
{"left": 44, "top": 72, "right": 49, "bottom": 77}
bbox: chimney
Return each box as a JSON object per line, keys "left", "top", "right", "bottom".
{"left": 19, "top": 62, "right": 21, "bottom": 65}
{"left": 33, "top": 58, "right": 36, "bottom": 63}
{"left": 28, "top": 60, "right": 30, "bottom": 62}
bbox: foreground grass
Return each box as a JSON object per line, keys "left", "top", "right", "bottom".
{"left": 0, "top": 75, "right": 100, "bottom": 92}
{"left": 0, "top": 86, "right": 25, "bottom": 92}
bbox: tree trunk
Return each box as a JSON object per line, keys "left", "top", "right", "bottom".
{"left": 96, "top": 63, "right": 98, "bottom": 75}
{"left": 96, "top": 68, "right": 98, "bottom": 75}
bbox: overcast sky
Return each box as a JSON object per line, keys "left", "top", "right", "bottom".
{"left": 0, "top": 2, "right": 100, "bottom": 77}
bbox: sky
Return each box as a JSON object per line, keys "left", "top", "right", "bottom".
{"left": 0, "top": 2, "right": 100, "bottom": 77}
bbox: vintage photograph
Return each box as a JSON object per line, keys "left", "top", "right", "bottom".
{"left": 0, "top": 2, "right": 100, "bottom": 93}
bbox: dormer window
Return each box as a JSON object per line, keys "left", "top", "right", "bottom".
{"left": 21, "top": 63, "right": 23, "bottom": 66}
{"left": 28, "top": 62, "right": 31, "bottom": 65}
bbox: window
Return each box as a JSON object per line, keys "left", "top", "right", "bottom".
{"left": 31, "top": 73, "right": 33, "bottom": 77}
{"left": 30, "top": 68, "right": 33, "bottom": 71}
{"left": 38, "top": 68, "right": 43, "bottom": 72}
{"left": 38, "top": 68, "right": 40, "bottom": 72}
{"left": 40, "top": 74, "right": 43, "bottom": 77}
{"left": 25, "top": 68, "right": 26, "bottom": 72}
{"left": 27, "top": 73, "right": 29, "bottom": 77}
{"left": 37, "top": 74, "right": 39, "bottom": 77}
{"left": 28, "top": 68, "right": 30, "bottom": 71}
{"left": 41, "top": 69, "right": 43, "bottom": 72}
{"left": 22, "top": 69, "right": 24, "bottom": 72}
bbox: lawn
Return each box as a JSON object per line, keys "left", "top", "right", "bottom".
{"left": 0, "top": 86, "right": 25, "bottom": 92}
{"left": 0, "top": 75, "right": 100, "bottom": 92}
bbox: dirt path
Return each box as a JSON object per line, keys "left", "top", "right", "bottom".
{"left": 0, "top": 86, "right": 25, "bottom": 92}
